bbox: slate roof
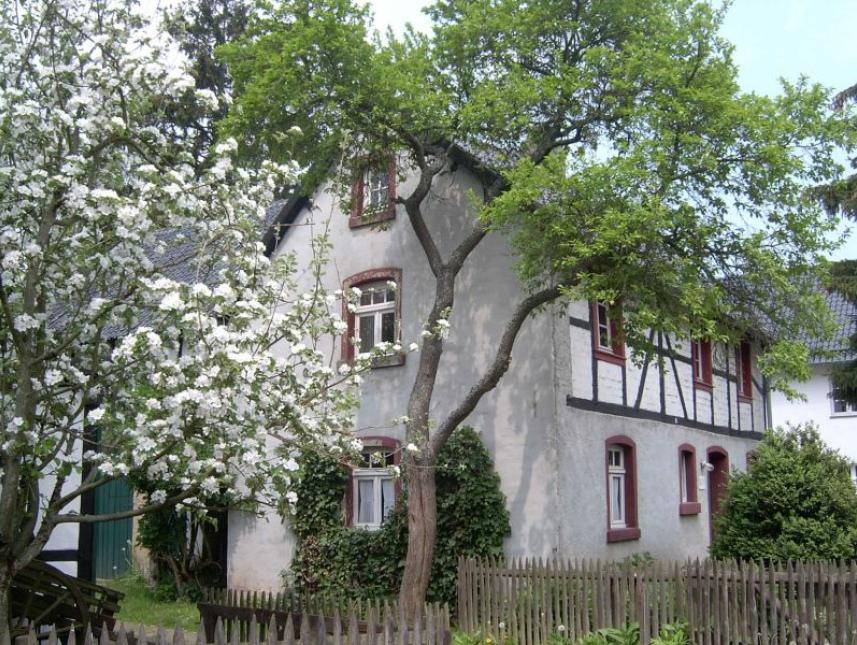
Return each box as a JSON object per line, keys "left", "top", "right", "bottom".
{"left": 808, "top": 289, "right": 857, "bottom": 363}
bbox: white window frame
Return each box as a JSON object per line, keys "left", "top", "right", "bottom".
{"left": 831, "top": 377, "right": 857, "bottom": 416}
{"left": 608, "top": 446, "right": 626, "bottom": 529}
{"left": 680, "top": 451, "right": 690, "bottom": 503}
{"left": 352, "top": 452, "right": 396, "bottom": 530}
{"left": 354, "top": 281, "right": 397, "bottom": 353}
{"left": 596, "top": 302, "right": 612, "bottom": 350}
{"left": 363, "top": 165, "right": 389, "bottom": 212}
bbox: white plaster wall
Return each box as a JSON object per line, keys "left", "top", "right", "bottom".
{"left": 228, "top": 159, "right": 770, "bottom": 587}
{"left": 771, "top": 363, "right": 857, "bottom": 463}
{"left": 227, "top": 161, "right": 562, "bottom": 586}
{"left": 227, "top": 510, "right": 298, "bottom": 590}
{"left": 37, "top": 435, "right": 82, "bottom": 576}
{"left": 554, "top": 406, "right": 756, "bottom": 560}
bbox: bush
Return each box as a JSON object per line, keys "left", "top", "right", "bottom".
{"left": 289, "top": 426, "right": 510, "bottom": 605}
{"left": 711, "top": 424, "right": 857, "bottom": 561}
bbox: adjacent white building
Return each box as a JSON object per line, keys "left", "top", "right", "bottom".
{"left": 771, "top": 289, "right": 857, "bottom": 472}
{"left": 227, "top": 153, "right": 767, "bottom": 589}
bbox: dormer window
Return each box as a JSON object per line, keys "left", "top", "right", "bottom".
{"left": 350, "top": 158, "right": 396, "bottom": 228}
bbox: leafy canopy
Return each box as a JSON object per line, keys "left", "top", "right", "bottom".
{"left": 711, "top": 425, "right": 857, "bottom": 561}
{"left": 221, "top": 0, "right": 853, "bottom": 391}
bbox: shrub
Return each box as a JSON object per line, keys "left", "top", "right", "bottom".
{"left": 711, "top": 424, "right": 857, "bottom": 561}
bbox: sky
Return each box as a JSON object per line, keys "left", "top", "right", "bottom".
{"left": 361, "top": 0, "right": 857, "bottom": 260}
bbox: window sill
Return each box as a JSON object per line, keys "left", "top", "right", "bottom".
{"left": 594, "top": 349, "right": 626, "bottom": 366}
{"left": 694, "top": 380, "right": 713, "bottom": 393}
{"left": 737, "top": 394, "right": 752, "bottom": 403}
{"left": 679, "top": 502, "right": 702, "bottom": 516}
{"left": 371, "top": 353, "right": 405, "bottom": 369}
{"left": 349, "top": 206, "right": 395, "bottom": 229}
{"left": 831, "top": 411, "right": 857, "bottom": 418}
{"left": 607, "top": 527, "right": 641, "bottom": 543}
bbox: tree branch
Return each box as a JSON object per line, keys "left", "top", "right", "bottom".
{"left": 431, "top": 284, "right": 565, "bottom": 453}
{"left": 52, "top": 488, "right": 198, "bottom": 524}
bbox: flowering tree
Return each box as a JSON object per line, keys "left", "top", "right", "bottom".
{"left": 0, "top": 1, "right": 367, "bottom": 640}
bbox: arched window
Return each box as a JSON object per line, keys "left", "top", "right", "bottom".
{"left": 605, "top": 436, "right": 640, "bottom": 542}
{"left": 341, "top": 268, "right": 403, "bottom": 367}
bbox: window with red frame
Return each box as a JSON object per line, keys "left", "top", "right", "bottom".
{"left": 736, "top": 341, "right": 752, "bottom": 400}
{"left": 691, "top": 339, "right": 713, "bottom": 389}
{"left": 605, "top": 436, "right": 640, "bottom": 542}
{"left": 345, "top": 438, "right": 400, "bottom": 530}
{"left": 341, "top": 269, "right": 403, "bottom": 367}
{"left": 678, "top": 444, "right": 701, "bottom": 515}
{"left": 592, "top": 301, "right": 625, "bottom": 364}
{"left": 350, "top": 159, "right": 396, "bottom": 228}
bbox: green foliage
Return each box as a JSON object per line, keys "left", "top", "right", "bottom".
{"left": 711, "top": 424, "right": 857, "bottom": 561}
{"left": 828, "top": 260, "right": 857, "bottom": 406}
{"left": 222, "top": 0, "right": 853, "bottom": 391}
{"left": 431, "top": 427, "right": 510, "bottom": 603}
{"left": 289, "top": 427, "right": 510, "bottom": 605}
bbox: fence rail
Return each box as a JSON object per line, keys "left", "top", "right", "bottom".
{"left": 457, "top": 556, "right": 857, "bottom": 645}
{"left": 20, "top": 604, "right": 451, "bottom": 645}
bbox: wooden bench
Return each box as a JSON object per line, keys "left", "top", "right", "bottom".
{"left": 11, "top": 559, "right": 124, "bottom": 640}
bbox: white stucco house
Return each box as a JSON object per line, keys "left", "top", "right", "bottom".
{"left": 226, "top": 151, "right": 769, "bottom": 590}
{"left": 771, "top": 289, "right": 857, "bottom": 475}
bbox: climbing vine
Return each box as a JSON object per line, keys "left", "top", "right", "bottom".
{"left": 288, "top": 427, "right": 510, "bottom": 605}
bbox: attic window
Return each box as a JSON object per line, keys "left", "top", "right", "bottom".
{"left": 350, "top": 159, "right": 396, "bottom": 228}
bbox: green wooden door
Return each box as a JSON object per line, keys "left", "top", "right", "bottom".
{"left": 93, "top": 477, "right": 133, "bottom": 579}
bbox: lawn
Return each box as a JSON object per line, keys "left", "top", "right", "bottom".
{"left": 100, "top": 573, "right": 201, "bottom": 633}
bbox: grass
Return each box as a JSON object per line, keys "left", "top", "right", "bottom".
{"left": 100, "top": 571, "right": 200, "bottom": 632}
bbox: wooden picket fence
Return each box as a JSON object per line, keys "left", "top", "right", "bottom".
{"left": 19, "top": 604, "right": 451, "bottom": 645}
{"left": 197, "top": 589, "right": 450, "bottom": 645}
{"left": 457, "top": 556, "right": 857, "bottom": 645}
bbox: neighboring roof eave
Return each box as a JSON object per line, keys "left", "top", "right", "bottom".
{"left": 263, "top": 194, "right": 310, "bottom": 257}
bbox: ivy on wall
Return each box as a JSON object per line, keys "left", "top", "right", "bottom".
{"left": 288, "top": 426, "right": 510, "bottom": 605}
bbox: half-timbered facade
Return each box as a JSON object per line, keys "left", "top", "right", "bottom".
{"left": 226, "top": 156, "right": 766, "bottom": 589}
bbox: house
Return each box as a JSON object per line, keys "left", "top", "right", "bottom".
{"left": 226, "top": 152, "right": 769, "bottom": 590}
{"left": 770, "top": 289, "right": 857, "bottom": 476}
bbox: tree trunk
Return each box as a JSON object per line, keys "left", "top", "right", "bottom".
{"left": 0, "top": 561, "right": 13, "bottom": 645}
{"left": 399, "top": 458, "right": 437, "bottom": 619}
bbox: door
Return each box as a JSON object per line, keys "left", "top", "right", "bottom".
{"left": 707, "top": 447, "right": 729, "bottom": 542}
{"left": 93, "top": 477, "right": 133, "bottom": 579}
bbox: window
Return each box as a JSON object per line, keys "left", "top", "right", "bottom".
{"left": 355, "top": 282, "right": 397, "bottom": 353}
{"left": 736, "top": 341, "right": 752, "bottom": 400}
{"left": 608, "top": 448, "right": 626, "bottom": 528}
{"left": 605, "top": 436, "right": 640, "bottom": 542}
{"left": 691, "top": 339, "right": 713, "bottom": 390}
{"left": 341, "top": 269, "right": 404, "bottom": 367}
{"left": 678, "top": 444, "right": 701, "bottom": 515}
{"left": 350, "top": 159, "right": 396, "bottom": 228}
{"left": 351, "top": 447, "right": 398, "bottom": 529}
{"left": 591, "top": 301, "right": 625, "bottom": 365}
{"left": 831, "top": 378, "right": 857, "bottom": 415}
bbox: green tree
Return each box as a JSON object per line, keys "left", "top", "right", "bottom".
{"left": 162, "top": 0, "right": 250, "bottom": 170}
{"left": 711, "top": 425, "right": 857, "bottom": 561}
{"left": 222, "top": 0, "right": 851, "bottom": 612}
